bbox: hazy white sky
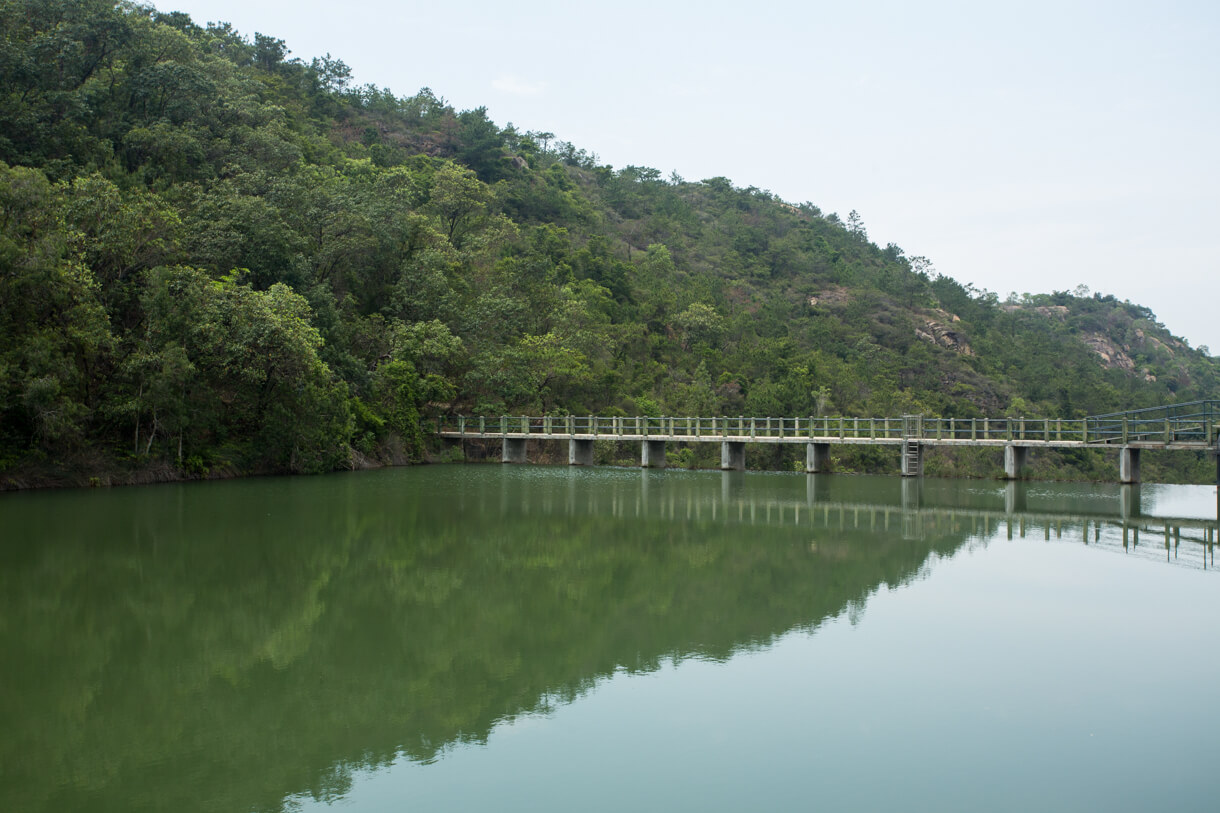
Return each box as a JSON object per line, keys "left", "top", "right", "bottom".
{"left": 159, "top": 0, "right": 1219, "bottom": 352}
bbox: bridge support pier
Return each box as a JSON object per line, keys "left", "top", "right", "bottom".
{"left": 1004, "top": 481, "right": 1028, "bottom": 514}
{"left": 641, "top": 439, "right": 667, "bottom": 468}
{"left": 805, "top": 442, "right": 831, "bottom": 474}
{"left": 502, "top": 437, "right": 527, "bottom": 464}
{"left": 901, "top": 440, "right": 923, "bottom": 477}
{"left": 1120, "top": 484, "right": 1141, "bottom": 520}
{"left": 1119, "top": 446, "right": 1141, "bottom": 484}
{"left": 569, "top": 438, "right": 594, "bottom": 466}
{"left": 1004, "top": 445, "right": 1028, "bottom": 479}
{"left": 720, "top": 441, "right": 745, "bottom": 471}
{"left": 806, "top": 472, "right": 827, "bottom": 504}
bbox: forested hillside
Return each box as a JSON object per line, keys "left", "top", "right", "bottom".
{"left": 2, "top": 0, "right": 1217, "bottom": 487}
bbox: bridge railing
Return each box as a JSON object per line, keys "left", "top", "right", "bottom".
{"left": 920, "top": 416, "right": 1088, "bottom": 442}
{"left": 1085, "top": 400, "right": 1219, "bottom": 445}
{"left": 436, "top": 415, "right": 1114, "bottom": 442}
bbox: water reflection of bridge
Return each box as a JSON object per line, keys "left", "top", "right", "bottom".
{"left": 525, "top": 471, "right": 1219, "bottom": 570}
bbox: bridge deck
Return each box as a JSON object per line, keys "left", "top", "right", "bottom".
{"left": 438, "top": 430, "right": 1213, "bottom": 451}
{"left": 436, "top": 408, "right": 1219, "bottom": 482}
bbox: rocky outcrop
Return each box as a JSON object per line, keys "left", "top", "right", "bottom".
{"left": 1082, "top": 333, "right": 1136, "bottom": 372}
{"left": 916, "top": 319, "right": 973, "bottom": 355}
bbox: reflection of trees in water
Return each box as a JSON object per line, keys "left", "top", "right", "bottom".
{"left": 3, "top": 468, "right": 1209, "bottom": 812}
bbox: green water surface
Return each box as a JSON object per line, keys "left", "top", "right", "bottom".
{"left": 1, "top": 466, "right": 1217, "bottom": 812}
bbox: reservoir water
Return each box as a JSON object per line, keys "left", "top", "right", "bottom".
{"left": 1, "top": 465, "right": 1218, "bottom": 811}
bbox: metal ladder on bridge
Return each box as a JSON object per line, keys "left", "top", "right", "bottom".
{"left": 901, "top": 414, "right": 923, "bottom": 477}
{"left": 902, "top": 439, "right": 921, "bottom": 477}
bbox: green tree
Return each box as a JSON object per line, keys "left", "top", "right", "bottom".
{"left": 0, "top": 163, "right": 114, "bottom": 457}
{"left": 426, "top": 161, "right": 493, "bottom": 247}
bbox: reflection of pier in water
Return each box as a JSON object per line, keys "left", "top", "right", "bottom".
{"left": 506, "top": 471, "right": 1219, "bottom": 571}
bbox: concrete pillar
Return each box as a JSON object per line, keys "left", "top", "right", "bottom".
{"left": 720, "top": 440, "right": 746, "bottom": 471}
{"left": 1119, "top": 446, "right": 1141, "bottom": 484}
{"left": 722, "top": 469, "right": 743, "bottom": 503}
{"left": 806, "top": 473, "right": 827, "bottom": 505}
{"left": 1003, "top": 445, "right": 1028, "bottom": 479}
{"left": 1119, "top": 484, "right": 1141, "bottom": 520}
{"left": 901, "top": 440, "right": 923, "bottom": 477}
{"left": 1004, "top": 481, "right": 1027, "bottom": 514}
{"left": 805, "top": 442, "right": 831, "bottom": 474}
{"left": 641, "top": 439, "right": 667, "bottom": 468}
{"left": 501, "top": 437, "right": 527, "bottom": 464}
{"left": 568, "top": 438, "right": 594, "bottom": 466}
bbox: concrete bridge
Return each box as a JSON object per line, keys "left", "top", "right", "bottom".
{"left": 436, "top": 400, "right": 1220, "bottom": 484}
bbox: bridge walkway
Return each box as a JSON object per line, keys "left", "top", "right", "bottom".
{"left": 437, "top": 402, "right": 1220, "bottom": 483}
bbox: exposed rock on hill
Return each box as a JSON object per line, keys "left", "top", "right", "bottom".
{"left": 916, "top": 317, "right": 973, "bottom": 355}
{"left": 1083, "top": 333, "right": 1136, "bottom": 372}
